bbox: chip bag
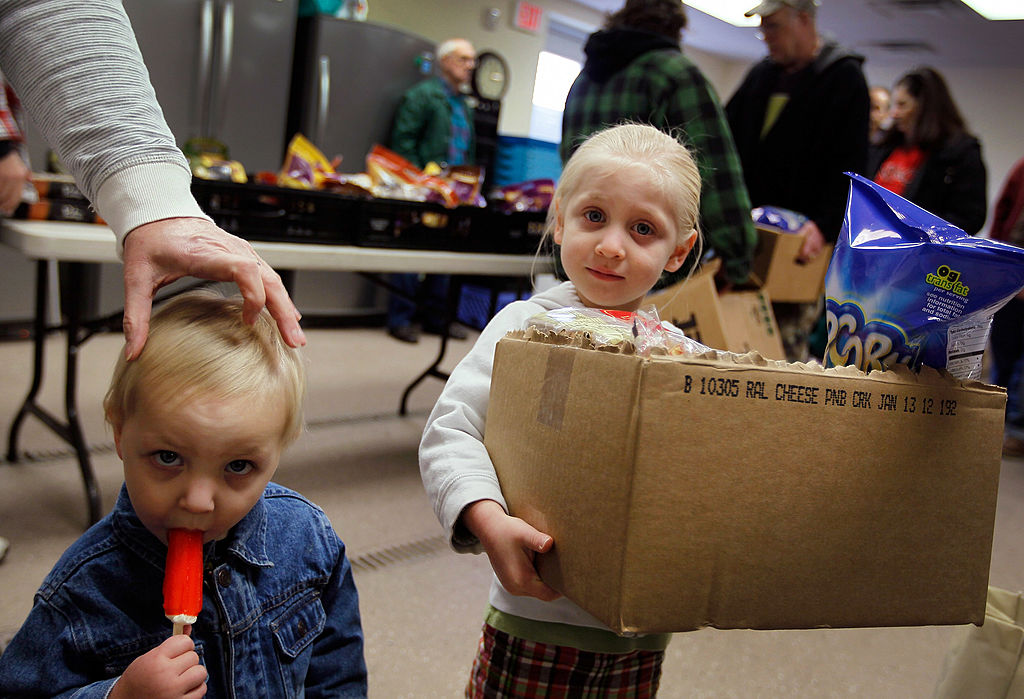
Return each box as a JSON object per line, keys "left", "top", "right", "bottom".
{"left": 824, "top": 173, "right": 1024, "bottom": 379}
{"left": 278, "top": 134, "right": 337, "bottom": 189}
{"left": 490, "top": 179, "right": 555, "bottom": 214}
{"left": 751, "top": 205, "right": 808, "bottom": 234}
{"left": 365, "top": 145, "right": 458, "bottom": 207}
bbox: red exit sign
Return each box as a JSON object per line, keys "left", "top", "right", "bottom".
{"left": 514, "top": 1, "right": 543, "bottom": 33}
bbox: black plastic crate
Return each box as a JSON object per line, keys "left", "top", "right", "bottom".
{"left": 470, "top": 208, "right": 548, "bottom": 254}
{"left": 354, "top": 197, "right": 476, "bottom": 251}
{"left": 191, "top": 179, "right": 363, "bottom": 245}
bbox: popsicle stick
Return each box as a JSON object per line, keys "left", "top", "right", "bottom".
{"left": 173, "top": 621, "right": 185, "bottom": 636}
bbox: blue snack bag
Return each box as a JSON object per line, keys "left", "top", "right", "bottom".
{"left": 751, "top": 205, "right": 808, "bottom": 234}
{"left": 825, "top": 173, "right": 1024, "bottom": 379}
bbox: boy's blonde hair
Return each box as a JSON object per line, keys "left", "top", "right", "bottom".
{"left": 545, "top": 123, "right": 704, "bottom": 264}
{"left": 104, "top": 290, "right": 306, "bottom": 445}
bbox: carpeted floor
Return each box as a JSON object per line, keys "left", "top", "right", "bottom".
{"left": 1, "top": 326, "right": 1022, "bottom": 697}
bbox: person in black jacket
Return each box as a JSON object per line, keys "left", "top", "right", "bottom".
{"left": 726, "top": 0, "right": 869, "bottom": 259}
{"left": 726, "top": 0, "right": 869, "bottom": 360}
{"left": 868, "top": 66, "right": 987, "bottom": 235}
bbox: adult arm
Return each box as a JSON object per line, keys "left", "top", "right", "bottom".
{"left": 0, "top": 0, "right": 304, "bottom": 357}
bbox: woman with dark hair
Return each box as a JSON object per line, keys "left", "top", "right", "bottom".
{"left": 868, "top": 66, "right": 987, "bottom": 234}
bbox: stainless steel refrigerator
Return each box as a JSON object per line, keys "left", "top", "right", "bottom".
{"left": 122, "top": 0, "right": 299, "bottom": 174}
{"left": 286, "top": 16, "right": 435, "bottom": 171}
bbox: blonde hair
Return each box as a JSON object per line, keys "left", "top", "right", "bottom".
{"left": 544, "top": 123, "right": 704, "bottom": 268}
{"left": 104, "top": 290, "right": 306, "bottom": 445}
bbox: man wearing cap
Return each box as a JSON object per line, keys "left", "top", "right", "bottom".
{"left": 725, "top": 0, "right": 869, "bottom": 360}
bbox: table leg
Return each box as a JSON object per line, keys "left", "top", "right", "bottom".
{"left": 6, "top": 260, "right": 102, "bottom": 527}
{"left": 398, "top": 276, "right": 460, "bottom": 416}
{"left": 6, "top": 260, "right": 49, "bottom": 462}
{"left": 64, "top": 263, "right": 102, "bottom": 525}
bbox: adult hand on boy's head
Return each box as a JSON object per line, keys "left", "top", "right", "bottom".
{"left": 462, "top": 499, "right": 562, "bottom": 602}
{"left": 110, "top": 632, "right": 207, "bottom": 698}
{"left": 121, "top": 217, "right": 306, "bottom": 360}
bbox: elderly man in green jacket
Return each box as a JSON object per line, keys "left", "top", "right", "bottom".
{"left": 386, "top": 38, "right": 476, "bottom": 343}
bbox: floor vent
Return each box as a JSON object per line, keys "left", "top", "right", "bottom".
{"left": 349, "top": 534, "right": 449, "bottom": 572}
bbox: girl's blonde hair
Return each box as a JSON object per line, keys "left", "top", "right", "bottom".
{"left": 544, "top": 122, "right": 704, "bottom": 265}
{"left": 104, "top": 290, "right": 306, "bottom": 445}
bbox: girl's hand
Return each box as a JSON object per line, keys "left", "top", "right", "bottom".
{"left": 462, "top": 500, "right": 561, "bottom": 602}
{"left": 110, "top": 630, "right": 207, "bottom": 698}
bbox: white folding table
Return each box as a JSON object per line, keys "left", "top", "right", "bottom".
{"left": 1, "top": 219, "right": 550, "bottom": 525}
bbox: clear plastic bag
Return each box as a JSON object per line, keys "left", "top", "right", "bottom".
{"left": 525, "top": 305, "right": 710, "bottom": 357}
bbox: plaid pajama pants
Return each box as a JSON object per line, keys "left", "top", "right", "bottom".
{"left": 466, "top": 623, "right": 664, "bottom": 698}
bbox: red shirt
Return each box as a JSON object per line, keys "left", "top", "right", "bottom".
{"left": 874, "top": 146, "right": 926, "bottom": 196}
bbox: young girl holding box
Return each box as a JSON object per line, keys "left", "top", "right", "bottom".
{"left": 420, "top": 123, "right": 703, "bottom": 696}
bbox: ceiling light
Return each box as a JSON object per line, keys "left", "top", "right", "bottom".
{"left": 958, "top": 0, "right": 1024, "bottom": 19}
{"left": 683, "top": 1, "right": 761, "bottom": 27}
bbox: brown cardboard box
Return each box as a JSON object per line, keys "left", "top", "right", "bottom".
{"left": 719, "top": 291, "right": 785, "bottom": 358}
{"left": 484, "top": 333, "right": 1005, "bottom": 634}
{"left": 646, "top": 260, "right": 786, "bottom": 359}
{"left": 646, "top": 262, "right": 729, "bottom": 351}
{"left": 750, "top": 225, "right": 833, "bottom": 303}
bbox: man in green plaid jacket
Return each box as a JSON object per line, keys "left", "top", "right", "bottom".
{"left": 560, "top": 0, "right": 757, "bottom": 289}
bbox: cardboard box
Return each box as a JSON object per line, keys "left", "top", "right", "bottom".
{"left": 484, "top": 333, "right": 1005, "bottom": 633}
{"left": 719, "top": 290, "right": 785, "bottom": 358}
{"left": 646, "top": 260, "right": 786, "bottom": 360}
{"left": 750, "top": 225, "right": 833, "bottom": 303}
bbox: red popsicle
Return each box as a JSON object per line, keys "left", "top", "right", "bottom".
{"left": 163, "top": 528, "right": 204, "bottom": 635}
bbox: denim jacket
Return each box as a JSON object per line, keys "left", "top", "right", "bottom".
{"left": 0, "top": 483, "right": 367, "bottom": 698}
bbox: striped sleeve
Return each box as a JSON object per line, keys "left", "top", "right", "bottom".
{"left": 0, "top": 0, "right": 207, "bottom": 247}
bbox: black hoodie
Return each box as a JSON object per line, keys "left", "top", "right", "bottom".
{"left": 725, "top": 40, "right": 870, "bottom": 242}
{"left": 581, "top": 28, "right": 680, "bottom": 83}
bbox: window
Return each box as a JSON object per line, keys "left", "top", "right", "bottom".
{"left": 528, "top": 51, "right": 581, "bottom": 142}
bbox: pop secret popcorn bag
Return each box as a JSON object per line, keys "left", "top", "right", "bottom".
{"left": 825, "top": 173, "right": 1024, "bottom": 379}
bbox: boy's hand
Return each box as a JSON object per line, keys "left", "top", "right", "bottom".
{"left": 462, "top": 500, "right": 561, "bottom": 602}
{"left": 110, "top": 630, "right": 207, "bottom": 698}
